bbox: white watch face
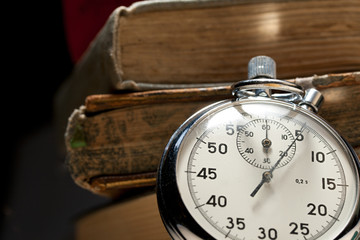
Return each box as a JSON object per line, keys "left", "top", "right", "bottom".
{"left": 175, "top": 99, "right": 359, "bottom": 240}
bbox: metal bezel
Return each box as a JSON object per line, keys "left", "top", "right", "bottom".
{"left": 156, "top": 98, "right": 360, "bottom": 240}
{"left": 156, "top": 101, "right": 227, "bottom": 239}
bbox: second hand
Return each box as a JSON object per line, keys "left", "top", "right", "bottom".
{"left": 250, "top": 124, "right": 306, "bottom": 197}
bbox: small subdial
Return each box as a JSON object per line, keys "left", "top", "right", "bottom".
{"left": 237, "top": 119, "right": 296, "bottom": 169}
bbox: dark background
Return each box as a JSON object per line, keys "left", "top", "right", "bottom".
{"left": 1, "top": 1, "right": 117, "bottom": 239}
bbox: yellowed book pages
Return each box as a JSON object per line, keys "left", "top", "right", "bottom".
{"left": 64, "top": 72, "right": 360, "bottom": 197}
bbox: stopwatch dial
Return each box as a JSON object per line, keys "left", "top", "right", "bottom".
{"left": 237, "top": 119, "right": 296, "bottom": 169}
{"left": 172, "top": 100, "right": 359, "bottom": 240}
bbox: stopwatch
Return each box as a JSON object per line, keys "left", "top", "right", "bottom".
{"left": 156, "top": 56, "right": 360, "bottom": 240}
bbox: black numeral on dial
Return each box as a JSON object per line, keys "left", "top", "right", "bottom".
{"left": 321, "top": 178, "right": 336, "bottom": 190}
{"left": 312, "top": 151, "right": 325, "bottom": 163}
{"left": 206, "top": 195, "right": 227, "bottom": 207}
{"left": 226, "top": 217, "right": 245, "bottom": 230}
{"left": 307, "top": 203, "right": 327, "bottom": 216}
{"left": 289, "top": 222, "right": 309, "bottom": 235}
{"left": 258, "top": 227, "right": 278, "bottom": 240}
{"left": 208, "top": 142, "right": 228, "bottom": 154}
{"left": 196, "top": 168, "right": 217, "bottom": 180}
{"left": 226, "top": 124, "right": 243, "bottom": 135}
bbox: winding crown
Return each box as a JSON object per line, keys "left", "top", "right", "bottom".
{"left": 248, "top": 56, "right": 276, "bottom": 79}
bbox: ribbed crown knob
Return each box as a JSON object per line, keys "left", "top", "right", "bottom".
{"left": 248, "top": 56, "right": 276, "bottom": 79}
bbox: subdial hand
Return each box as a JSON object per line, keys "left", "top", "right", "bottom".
{"left": 251, "top": 124, "right": 306, "bottom": 197}
{"left": 262, "top": 120, "right": 272, "bottom": 151}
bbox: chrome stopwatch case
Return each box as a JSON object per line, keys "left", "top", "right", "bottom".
{"left": 156, "top": 56, "right": 360, "bottom": 240}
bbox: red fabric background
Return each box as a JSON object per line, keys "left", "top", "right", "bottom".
{"left": 62, "top": 0, "right": 137, "bottom": 63}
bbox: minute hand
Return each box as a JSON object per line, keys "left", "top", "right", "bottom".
{"left": 250, "top": 125, "right": 306, "bottom": 197}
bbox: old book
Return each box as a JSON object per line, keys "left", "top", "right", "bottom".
{"left": 55, "top": 0, "right": 360, "bottom": 142}
{"left": 75, "top": 192, "right": 168, "bottom": 240}
{"left": 64, "top": 72, "right": 360, "bottom": 197}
